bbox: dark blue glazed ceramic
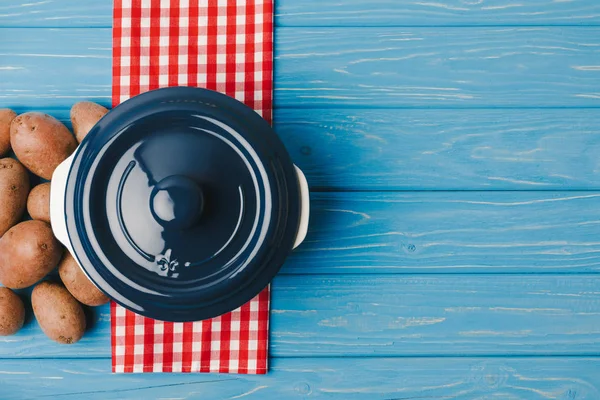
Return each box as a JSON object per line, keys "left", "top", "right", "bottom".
{"left": 57, "top": 87, "right": 303, "bottom": 322}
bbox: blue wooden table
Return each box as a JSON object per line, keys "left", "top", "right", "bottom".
{"left": 2, "top": 1, "right": 600, "bottom": 398}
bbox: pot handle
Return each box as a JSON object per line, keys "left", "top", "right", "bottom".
{"left": 293, "top": 165, "right": 310, "bottom": 249}
{"left": 50, "top": 153, "right": 76, "bottom": 254}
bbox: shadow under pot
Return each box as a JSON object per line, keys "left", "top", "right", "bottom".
{"left": 50, "top": 87, "right": 309, "bottom": 322}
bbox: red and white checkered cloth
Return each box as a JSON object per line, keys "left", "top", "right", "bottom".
{"left": 111, "top": 0, "right": 273, "bottom": 374}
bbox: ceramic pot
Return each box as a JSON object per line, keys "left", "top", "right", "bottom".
{"left": 50, "top": 87, "right": 309, "bottom": 322}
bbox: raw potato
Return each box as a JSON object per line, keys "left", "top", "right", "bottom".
{"left": 10, "top": 112, "right": 77, "bottom": 180}
{"left": 59, "top": 252, "right": 109, "bottom": 306}
{"left": 71, "top": 101, "right": 108, "bottom": 143}
{"left": 0, "top": 287, "right": 25, "bottom": 336}
{"left": 32, "top": 281, "right": 86, "bottom": 344}
{"left": 27, "top": 182, "right": 51, "bottom": 223}
{"left": 0, "top": 220, "right": 62, "bottom": 289}
{"left": 0, "top": 158, "right": 30, "bottom": 237}
{"left": 0, "top": 109, "right": 16, "bottom": 156}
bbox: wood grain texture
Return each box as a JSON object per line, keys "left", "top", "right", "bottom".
{"left": 276, "top": 108, "right": 600, "bottom": 190}
{"left": 2, "top": 28, "right": 600, "bottom": 108}
{"left": 0, "top": 29, "right": 112, "bottom": 108}
{"left": 0, "top": 1, "right": 111, "bottom": 27}
{"left": 286, "top": 191, "right": 600, "bottom": 274}
{"left": 2, "top": 274, "right": 600, "bottom": 358}
{"left": 277, "top": 0, "right": 600, "bottom": 27}
{"left": 271, "top": 274, "right": 600, "bottom": 356}
{"left": 2, "top": 357, "right": 600, "bottom": 399}
{"left": 0, "top": 0, "right": 599, "bottom": 27}
{"left": 275, "top": 27, "right": 600, "bottom": 107}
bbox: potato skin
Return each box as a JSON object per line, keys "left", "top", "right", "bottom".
{"left": 0, "top": 109, "right": 16, "bottom": 157}
{"left": 0, "top": 287, "right": 25, "bottom": 336}
{"left": 59, "top": 252, "right": 109, "bottom": 306}
{"left": 32, "top": 281, "right": 86, "bottom": 344}
{"left": 0, "top": 220, "right": 63, "bottom": 289}
{"left": 0, "top": 158, "right": 30, "bottom": 237}
{"left": 10, "top": 112, "right": 77, "bottom": 180}
{"left": 27, "top": 182, "right": 51, "bottom": 223}
{"left": 70, "top": 101, "right": 108, "bottom": 143}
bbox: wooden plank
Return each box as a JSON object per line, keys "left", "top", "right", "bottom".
{"left": 2, "top": 357, "right": 600, "bottom": 399}
{"left": 272, "top": 274, "right": 600, "bottom": 356}
{"left": 1, "top": 28, "right": 600, "bottom": 108}
{"left": 277, "top": 0, "right": 600, "bottom": 27}
{"left": 28, "top": 107, "right": 600, "bottom": 191}
{"left": 275, "top": 108, "right": 600, "bottom": 190}
{"left": 285, "top": 191, "right": 600, "bottom": 274}
{"left": 1, "top": 0, "right": 599, "bottom": 27}
{"left": 2, "top": 274, "right": 600, "bottom": 358}
{"left": 275, "top": 27, "right": 600, "bottom": 107}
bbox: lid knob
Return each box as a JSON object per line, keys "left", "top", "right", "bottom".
{"left": 150, "top": 175, "right": 204, "bottom": 230}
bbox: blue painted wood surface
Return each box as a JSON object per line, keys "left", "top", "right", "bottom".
{"left": 276, "top": 0, "right": 600, "bottom": 27}
{"left": 3, "top": 358, "right": 600, "bottom": 399}
{"left": 2, "top": 28, "right": 600, "bottom": 108}
{"left": 1, "top": 0, "right": 600, "bottom": 398}
{"left": 0, "top": 0, "right": 599, "bottom": 27}
{"left": 3, "top": 274, "right": 600, "bottom": 358}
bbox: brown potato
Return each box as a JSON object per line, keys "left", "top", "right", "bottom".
{"left": 0, "top": 109, "right": 16, "bottom": 157}
{"left": 27, "top": 182, "right": 51, "bottom": 223}
{"left": 32, "top": 281, "right": 85, "bottom": 344}
{"left": 10, "top": 112, "right": 77, "bottom": 180}
{"left": 70, "top": 101, "right": 108, "bottom": 143}
{"left": 59, "top": 252, "right": 109, "bottom": 306}
{"left": 0, "top": 220, "right": 62, "bottom": 289}
{"left": 0, "top": 287, "right": 25, "bottom": 336}
{"left": 0, "top": 158, "right": 30, "bottom": 237}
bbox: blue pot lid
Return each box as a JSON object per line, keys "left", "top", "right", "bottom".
{"left": 65, "top": 87, "right": 300, "bottom": 322}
